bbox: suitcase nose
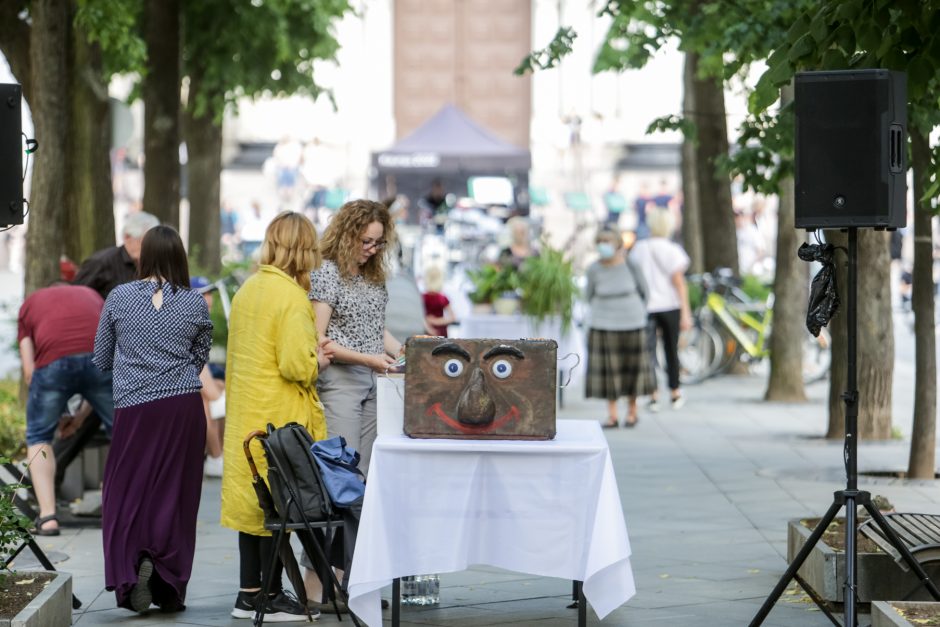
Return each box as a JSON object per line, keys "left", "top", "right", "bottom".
{"left": 456, "top": 367, "right": 495, "bottom": 425}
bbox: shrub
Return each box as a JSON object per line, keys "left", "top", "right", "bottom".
{"left": 0, "top": 454, "right": 29, "bottom": 583}
{"left": 0, "top": 381, "right": 25, "bottom": 460}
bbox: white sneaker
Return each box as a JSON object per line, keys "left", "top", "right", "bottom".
{"left": 648, "top": 399, "right": 661, "bottom": 413}
{"left": 204, "top": 455, "right": 223, "bottom": 478}
{"left": 671, "top": 396, "right": 686, "bottom": 410}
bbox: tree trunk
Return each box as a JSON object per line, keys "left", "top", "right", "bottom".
{"left": 24, "top": 0, "right": 68, "bottom": 296}
{"left": 765, "top": 84, "right": 807, "bottom": 401}
{"left": 0, "top": 6, "right": 32, "bottom": 101}
{"left": 65, "top": 12, "right": 115, "bottom": 264}
{"left": 141, "top": 0, "right": 180, "bottom": 227}
{"left": 824, "top": 229, "right": 893, "bottom": 440}
{"left": 907, "top": 128, "right": 937, "bottom": 478}
{"left": 183, "top": 101, "right": 222, "bottom": 275}
{"left": 689, "top": 69, "right": 737, "bottom": 274}
{"left": 681, "top": 53, "right": 703, "bottom": 274}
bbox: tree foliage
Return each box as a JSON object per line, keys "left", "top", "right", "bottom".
{"left": 749, "top": 0, "right": 940, "bottom": 137}
{"left": 514, "top": 27, "right": 577, "bottom": 75}
{"left": 182, "top": 0, "right": 351, "bottom": 121}
{"left": 75, "top": 0, "right": 146, "bottom": 78}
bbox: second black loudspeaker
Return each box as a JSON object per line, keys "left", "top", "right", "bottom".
{"left": 794, "top": 69, "right": 906, "bottom": 230}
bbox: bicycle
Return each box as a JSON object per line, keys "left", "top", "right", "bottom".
{"left": 676, "top": 270, "right": 831, "bottom": 384}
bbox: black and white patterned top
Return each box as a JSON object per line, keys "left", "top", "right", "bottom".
{"left": 309, "top": 259, "right": 387, "bottom": 355}
{"left": 93, "top": 280, "right": 213, "bottom": 408}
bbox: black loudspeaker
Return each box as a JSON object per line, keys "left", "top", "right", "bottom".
{"left": 0, "top": 83, "right": 24, "bottom": 226}
{"left": 794, "top": 69, "right": 906, "bottom": 230}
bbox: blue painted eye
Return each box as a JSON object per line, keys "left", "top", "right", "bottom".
{"left": 443, "top": 359, "right": 464, "bottom": 377}
{"left": 491, "top": 359, "right": 513, "bottom": 379}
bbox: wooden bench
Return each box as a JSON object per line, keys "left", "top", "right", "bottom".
{"left": 859, "top": 513, "right": 940, "bottom": 589}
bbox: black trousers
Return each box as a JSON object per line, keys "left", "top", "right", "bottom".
{"left": 648, "top": 309, "right": 681, "bottom": 391}
{"left": 239, "top": 532, "right": 284, "bottom": 591}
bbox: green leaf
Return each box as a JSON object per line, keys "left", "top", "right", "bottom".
{"left": 750, "top": 75, "right": 781, "bottom": 114}
{"left": 810, "top": 13, "right": 831, "bottom": 44}
{"left": 788, "top": 33, "right": 816, "bottom": 62}
{"left": 820, "top": 48, "right": 849, "bottom": 69}
{"left": 835, "top": 0, "right": 862, "bottom": 21}
{"left": 786, "top": 14, "right": 811, "bottom": 44}
{"left": 833, "top": 24, "right": 856, "bottom": 52}
{"left": 882, "top": 48, "right": 908, "bottom": 70}
{"left": 857, "top": 24, "right": 881, "bottom": 51}
{"left": 921, "top": 177, "right": 940, "bottom": 204}
{"left": 907, "top": 57, "right": 933, "bottom": 90}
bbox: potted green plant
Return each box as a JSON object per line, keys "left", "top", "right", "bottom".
{"left": 466, "top": 265, "right": 520, "bottom": 313}
{"left": 518, "top": 246, "right": 577, "bottom": 331}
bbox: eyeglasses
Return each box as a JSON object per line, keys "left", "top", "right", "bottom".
{"left": 362, "top": 238, "right": 387, "bottom": 251}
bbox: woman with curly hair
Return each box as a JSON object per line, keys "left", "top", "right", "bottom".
{"left": 309, "top": 199, "right": 401, "bottom": 476}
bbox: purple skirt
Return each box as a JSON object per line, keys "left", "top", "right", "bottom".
{"left": 102, "top": 392, "right": 206, "bottom": 610}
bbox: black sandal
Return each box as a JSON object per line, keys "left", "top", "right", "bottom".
{"left": 601, "top": 420, "right": 619, "bottom": 429}
{"left": 34, "top": 514, "right": 61, "bottom": 536}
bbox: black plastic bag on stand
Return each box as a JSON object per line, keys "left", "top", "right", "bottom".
{"left": 797, "top": 242, "right": 840, "bottom": 337}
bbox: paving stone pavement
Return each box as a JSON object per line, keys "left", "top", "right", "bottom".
{"left": 13, "top": 325, "right": 938, "bottom": 626}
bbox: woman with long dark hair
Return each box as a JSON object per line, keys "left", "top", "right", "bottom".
{"left": 94, "top": 225, "right": 213, "bottom": 614}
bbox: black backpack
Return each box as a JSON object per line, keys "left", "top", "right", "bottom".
{"left": 261, "top": 422, "right": 332, "bottom": 523}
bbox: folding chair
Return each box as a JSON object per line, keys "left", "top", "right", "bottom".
{"left": 243, "top": 430, "right": 361, "bottom": 627}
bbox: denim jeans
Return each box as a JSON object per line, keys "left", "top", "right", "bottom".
{"left": 26, "top": 352, "right": 114, "bottom": 445}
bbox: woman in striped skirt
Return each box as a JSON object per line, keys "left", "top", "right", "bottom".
{"left": 584, "top": 229, "right": 656, "bottom": 428}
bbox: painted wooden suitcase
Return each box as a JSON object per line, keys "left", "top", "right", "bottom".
{"left": 403, "top": 337, "right": 557, "bottom": 440}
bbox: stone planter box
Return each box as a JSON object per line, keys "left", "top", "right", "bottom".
{"left": 787, "top": 518, "right": 940, "bottom": 603}
{"left": 872, "top": 601, "right": 940, "bottom": 626}
{"left": 0, "top": 571, "right": 72, "bottom": 627}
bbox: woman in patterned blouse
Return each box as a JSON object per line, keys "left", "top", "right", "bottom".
{"left": 93, "top": 225, "right": 213, "bottom": 614}
{"left": 309, "top": 199, "right": 402, "bottom": 475}
{"left": 304, "top": 199, "right": 403, "bottom": 606}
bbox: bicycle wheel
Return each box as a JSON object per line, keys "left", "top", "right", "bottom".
{"left": 802, "top": 327, "right": 831, "bottom": 384}
{"left": 676, "top": 321, "right": 723, "bottom": 384}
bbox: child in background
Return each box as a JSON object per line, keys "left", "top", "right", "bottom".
{"left": 422, "top": 266, "right": 456, "bottom": 337}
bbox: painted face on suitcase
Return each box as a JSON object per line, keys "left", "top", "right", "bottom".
{"left": 403, "top": 337, "right": 557, "bottom": 440}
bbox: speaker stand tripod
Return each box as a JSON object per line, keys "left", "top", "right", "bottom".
{"left": 750, "top": 228, "right": 940, "bottom": 626}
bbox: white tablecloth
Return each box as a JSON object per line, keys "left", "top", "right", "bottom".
{"left": 348, "top": 420, "right": 635, "bottom": 625}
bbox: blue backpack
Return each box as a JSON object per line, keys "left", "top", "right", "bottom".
{"left": 309, "top": 436, "right": 366, "bottom": 507}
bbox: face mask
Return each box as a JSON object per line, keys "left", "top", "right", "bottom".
{"left": 597, "top": 243, "right": 616, "bottom": 259}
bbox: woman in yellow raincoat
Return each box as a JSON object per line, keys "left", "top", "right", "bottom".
{"left": 220, "top": 211, "right": 332, "bottom": 621}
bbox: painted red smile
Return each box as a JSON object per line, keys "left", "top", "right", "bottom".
{"left": 426, "top": 403, "right": 520, "bottom": 434}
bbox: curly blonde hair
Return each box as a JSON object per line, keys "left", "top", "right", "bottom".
{"left": 260, "top": 211, "right": 320, "bottom": 291}
{"left": 320, "top": 199, "right": 395, "bottom": 284}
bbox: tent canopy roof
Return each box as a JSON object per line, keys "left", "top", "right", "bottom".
{"left": 374, "top": 104, "right": 530, "bottom": 171}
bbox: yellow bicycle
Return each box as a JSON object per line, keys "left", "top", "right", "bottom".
{"left": 681, "top": 270, "right": 831, "bottom": 384}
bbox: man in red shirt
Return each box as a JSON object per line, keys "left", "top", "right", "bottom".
{"left": 18, "top": 284, "right": 115, "bottom": 535}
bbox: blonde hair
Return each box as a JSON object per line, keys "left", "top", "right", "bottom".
{"left": 647, "top": 207, "right": 676, "bottom": 239}
{"left": 320, "top": 199, "right": 396, "bottom": 284}
{"left": 260, "top": 211, "right": 320, "bottom": 291}
{"left": 424, "top": 265, "right": 444, "bottom": 293}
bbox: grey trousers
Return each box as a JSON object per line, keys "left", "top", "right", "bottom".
{"left": 301, "top": 364, "right": 375, "bottom": 573}
{"left": 317, "top": 363, "right": 377, "bottom": 477}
